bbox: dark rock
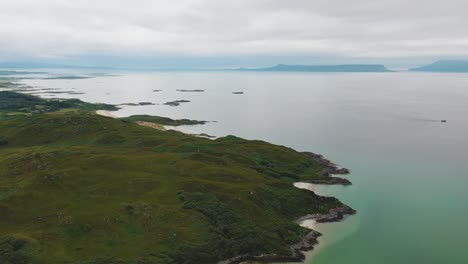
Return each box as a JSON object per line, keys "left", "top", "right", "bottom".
{"left": 138, "top": 102, "right": 155, "bottom": 106}
{"left": 308, "top": 177, "right": 352, "bottom": 185}
{"left": 302, "top": 152, "right": 351, "bottom": 185}
{"left": 219, "top": 205, "right": 356, "bottom": 264}
{"left": 176, "top": 89, "right": 204, "bottom": 92}
{"left": 163, "top": 100, "right": 190, "bottom": 106}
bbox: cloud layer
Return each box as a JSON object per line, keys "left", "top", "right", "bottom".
{"left": 1, "top": 0, "right": 468, "bottom": 63}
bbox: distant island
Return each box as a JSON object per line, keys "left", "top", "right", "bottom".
{"left": 236, "top": 64, "right": 393, "bottom": 72}
{"left": 409, "top": 60, "right": 468, "bottom": 72}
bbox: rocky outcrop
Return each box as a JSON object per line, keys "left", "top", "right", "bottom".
{"left": 298, "top": 205, "right": 357, "bottom": 223}
{"left": 176, "top": 89, "right": 204, "bottom": 92}
{"left": 218, "top": 206, "right": 356, "bottom": 264}
{"left": 163, "top": 100, "right": 190, "bottom": 106}
{"left": 217, "top": 229, "right": 321, "bottom": 264}
{"left": 302, "top": 152, "right": 352, "bottom": 185}
{"left": 303, "top": 152, "right": 351, "bottom": 177}
{"left": 218, "top": 153, "right": 356, "bottom": 264}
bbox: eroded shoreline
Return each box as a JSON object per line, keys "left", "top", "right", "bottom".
{"left": 219, "top": 154, "right": 355, "bottom": 264}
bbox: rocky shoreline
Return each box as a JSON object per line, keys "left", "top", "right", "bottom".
{"left": 218, "top": 153, "right": 355, "bottom": 264}
{"left": 218, "top": 205, "right": 356, "bottom": 264}
{"left": 302, "top": 152, "right": 352, "bottom": 185}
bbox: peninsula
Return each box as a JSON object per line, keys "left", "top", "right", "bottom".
{"left": 0, "top": 82, "right": 354, "bottom": 264}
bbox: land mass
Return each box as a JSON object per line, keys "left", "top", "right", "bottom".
{"left": 236, "top": 64, "right": 392, "bottom": 72}
{"left": 409, "top": 60, "right": 468, "bottom": 72}
{"left": 0, "top": 85, "right": 354, "bottom": 264}
{"left": 120, "top": 115, "right": 207, "bottom": 126}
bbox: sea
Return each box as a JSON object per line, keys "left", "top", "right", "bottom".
{"left": 6, "top": 70, "right": 468, "bottom": 264}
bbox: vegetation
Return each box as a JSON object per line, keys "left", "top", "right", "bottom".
{"left": 120, "top": 115, "right": 206, "bottom": 126}
{"left": 0, "top": 91, "right": 345, "bottom": 264}
{"left": 0, "top": 91, "right": 117, "bottom": 114}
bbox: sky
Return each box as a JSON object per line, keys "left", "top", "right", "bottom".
{"left": 1, "top": 0, "right": 468, "bottom": 69}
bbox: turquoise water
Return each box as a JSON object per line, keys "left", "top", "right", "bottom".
{"left": 19, "top": 71, "right": 468, "bottom": 263}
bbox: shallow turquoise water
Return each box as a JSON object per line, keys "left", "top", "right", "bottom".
{"left": 19, "top": 71, "right": 468, "bottom": 263}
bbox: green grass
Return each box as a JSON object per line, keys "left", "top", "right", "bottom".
{"left": 0, "top": 92, "right": 344, "bottom": 264}
{"left": 120, "top": 115, "right": 206, "bottom": 126}
{"left": 0, "top": 91, "right": 117, "bottom": 114}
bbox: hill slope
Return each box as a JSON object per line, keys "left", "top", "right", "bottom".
{"left": 0, "top": 91, "right": 352, "bottom": 264}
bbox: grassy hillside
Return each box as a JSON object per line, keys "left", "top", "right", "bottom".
{"left": 0, "top": 91, "right": 345, "bottom": 264}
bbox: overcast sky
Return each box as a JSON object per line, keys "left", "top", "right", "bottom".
{"left": 1, "top": 0, "right": 467, "bottom": 68}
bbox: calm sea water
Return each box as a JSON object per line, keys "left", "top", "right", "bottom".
{"left": 20, "top": 71, "right": 468, "bottom": 264}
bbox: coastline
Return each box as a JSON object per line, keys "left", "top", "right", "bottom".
{"left": 95, "top": 110, "right": 355, "bottom": 264}
{"left": 94, "top": 106, "right": 355, "bottom": 264}
{"left": 1, "top": 79, "right": 354, "bottom": 263}
{"left": 96, "top": 110, "right": 217, "bottom": 139}
{"left": 95, "top": 110, "right": 117, "bottom": 118}
{"left": 218, "top": 206, "right": 356, "bottom": 264}
{"left": 218, "top": 155, "right": 355, "bottom": 264}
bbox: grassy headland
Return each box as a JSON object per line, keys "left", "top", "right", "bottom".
{"left": 0, "top": 89, "right": 352, "bottom": 264}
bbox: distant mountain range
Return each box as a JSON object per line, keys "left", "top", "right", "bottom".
{"left": 236, "top": 64, "right": 393, "bottom": 72}
{"left": 409, "top": 60, "right": 468, "bottom": 72}
{"left": 3, "top": 60, "right": 468, "bottom": 73}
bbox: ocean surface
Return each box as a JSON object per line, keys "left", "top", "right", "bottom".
{"left": 13, "top": 71, "right": 468, "bottom": 264}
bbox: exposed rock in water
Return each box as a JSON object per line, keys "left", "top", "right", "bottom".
{"left": 138, "top": 102, "right": 155, "bottom": 106}
{"left": 118, "top": 102, "right": 156, "bottom": 106}
{"left": 176, "top": 89, "right": 205, "bottom": 92}
{"left": 163, "top": 100, "right": 190, "bottom": 106}
{"left": 118, "top": 103, "right": 139, "bottom": 106}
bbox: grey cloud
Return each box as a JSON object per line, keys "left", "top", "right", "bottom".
{"left": 1, "top": 0, "right": 467, "bottom": 61}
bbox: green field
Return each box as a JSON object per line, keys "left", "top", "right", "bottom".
{"left": 0, "top": 90, "right": 345, "bottom": 264}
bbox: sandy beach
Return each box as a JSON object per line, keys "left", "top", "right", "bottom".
{"left": 96, "top": 110, "right": 117, "bottom": 118}
{"left": 95, "top": 110, "right": 216, "bottom": 139}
